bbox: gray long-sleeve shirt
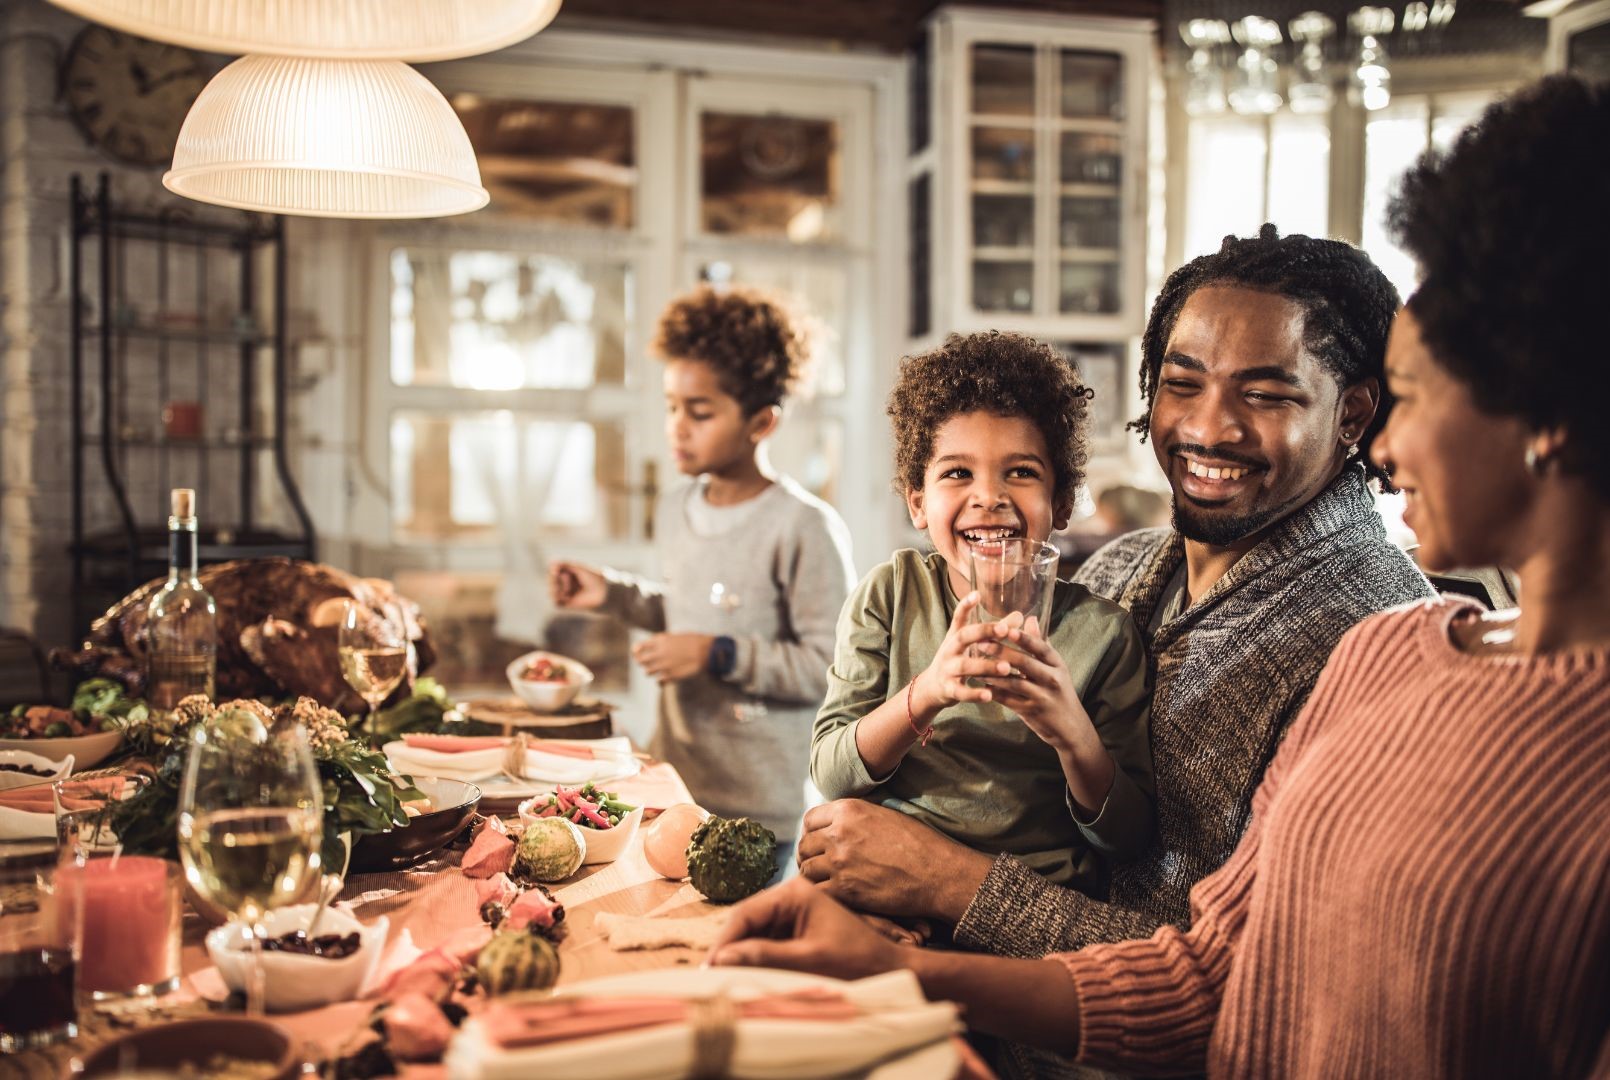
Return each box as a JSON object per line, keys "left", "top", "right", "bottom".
{"left": 598, "top": 476, "right": 855, "bottom": 839}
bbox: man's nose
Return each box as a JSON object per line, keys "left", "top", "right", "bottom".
{"left": 1179, "top": 388, "right": 1247, "bottom": 447}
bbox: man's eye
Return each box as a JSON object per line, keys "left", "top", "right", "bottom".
{"left": 1161, "top": 379, "right": 1198, "bottom": 393}
{"left": 1246, "top": 392, "right": 1291, "bottom": 404}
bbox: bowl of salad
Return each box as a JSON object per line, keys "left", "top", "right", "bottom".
{"left": 517, "top": 782, "right": 642, "bottom": 864}
{"left": 506, "top": 650, "right": 593, "bottom": 713}
{"left": 0, "top": 705, "right": 124, "bottom": 769}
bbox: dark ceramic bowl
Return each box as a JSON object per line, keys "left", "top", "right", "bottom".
{"left": 348, "top": 776, "right": 480, "bottom": 874}
{"left": 75, "top": 1016, "right": 297, "bottom": 1078}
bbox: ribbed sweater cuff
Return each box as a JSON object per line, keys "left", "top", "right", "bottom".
{"left": 1059, "top": 953, "right": 1133, "bottom": 1065}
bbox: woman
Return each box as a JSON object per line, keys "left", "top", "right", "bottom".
{"left": 710, "top": 75, "right": 1610, "bottom": 1078}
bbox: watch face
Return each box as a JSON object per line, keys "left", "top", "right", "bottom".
{"left": 64, "top": 26, "right": 209, "bottom": 167}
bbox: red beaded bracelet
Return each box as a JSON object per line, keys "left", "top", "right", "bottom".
{"left": 906, "top": 673, "right": 934, "bottom": 747}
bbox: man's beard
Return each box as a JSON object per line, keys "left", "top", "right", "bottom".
{"left": 1172, "top": 497, "right": 1285, "bottom": 547}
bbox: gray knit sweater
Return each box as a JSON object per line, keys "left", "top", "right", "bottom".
{"left": 597, "top": 476, "right": 856, "bottom": 840}
{"left": 954, "top": 466, "right": 1433, "bottom": 956}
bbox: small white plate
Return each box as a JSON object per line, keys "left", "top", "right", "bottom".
{"left": 205, "top": 903, "right": 388, "bottom": 1013}
{"left": 0, "top": 730, "right": 122, "bottom": 769}
{"left": 0, "top": 749, "right": 73, "bottom": 792}
{"left": 517, "top": 802, "right": 642, "bottom": 864}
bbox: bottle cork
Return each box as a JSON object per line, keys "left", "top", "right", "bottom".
{"left": 171, "top": 488, "right": 195, "bottom": 520}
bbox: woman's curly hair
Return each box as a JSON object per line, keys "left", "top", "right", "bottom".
{"left": 1132, "top": 225, "right": 1400, "bottom": 489}
{"left": 887, "top": 331, "right": 1091, "bottom": 511}
{"left": 652, "top": 285, "right": 812, "bottom": 415}
{"left": 1387, "top": 75, "right": 1610, "bottom": 498}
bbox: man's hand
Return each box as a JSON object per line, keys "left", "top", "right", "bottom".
{"left": 632, "top": 633, "right": 717, "bottom": 683}
{"left": 708, "top": 878, "right": 907, "bottom": 981}
{"left": 549, "top": 561, "right": 607, "bottom": 609}
{"left": 796, "top": 800, "right": 993, "bottom": 923}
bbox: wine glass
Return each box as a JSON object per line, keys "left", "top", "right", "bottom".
{"left": 176, "top": 718, "right": 322, "bottom": 1015}
{"left": 338, "top": 600, "right": 408, "bottom": 728}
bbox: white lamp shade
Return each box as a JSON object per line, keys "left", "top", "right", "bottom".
{"left": 45, "top": 0, "right": 561, "bottom": 61}
{"left": 163, "top": 55, "right": 489, "bottom": 219}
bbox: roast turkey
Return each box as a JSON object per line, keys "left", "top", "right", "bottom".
{"left": 54, "top": 558, "right": 436, "bottom": 712}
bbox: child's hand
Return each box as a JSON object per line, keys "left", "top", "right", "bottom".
{"left": 916, "top": 592, "right": 1021, "bottom": 713}
{"left": 632, "top": 633, "right": 716, "bottom": 683}
{"left": 549, "top": 561, "right": 607, "bottom": 609}
{"left": 981, "top": 615, "right": 1094, "bottom": 753}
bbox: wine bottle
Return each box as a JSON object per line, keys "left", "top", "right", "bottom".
{"left": 145, "top": 488, "right": 218, "bottom": 710}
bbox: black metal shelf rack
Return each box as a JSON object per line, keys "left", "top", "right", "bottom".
{"left": 68, "top": 172, "right": 316, "bottom": 635}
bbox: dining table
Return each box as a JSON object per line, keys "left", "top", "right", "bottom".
{"left": 8, "top": 756, "right": 994, "bottom": 1080}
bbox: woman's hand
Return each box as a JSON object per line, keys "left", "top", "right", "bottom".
{"left": 632, "top": 633, "right": 716, "bottom": 682}
{"left": 708, "top": 878, "right": 907, "bottom": 981}
{"left": 549, "top": 561, "right": 607, "bottom": 609}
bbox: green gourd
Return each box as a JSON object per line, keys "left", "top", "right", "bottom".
{"left": 476, "top": 931, "right": 561, "bottom": 995}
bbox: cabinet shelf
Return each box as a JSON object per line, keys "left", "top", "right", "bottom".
{"left": 973, "top": 245, "right": 1036, "bottom": 262}
{"left": 971, "top": 179, "right": 1037, "bottom": 196}
{"left": 1058, "top": 248, "right": 1122, "bottom": 263}
{"left": 88, "top": 324, "right": 274, "bottom": 346}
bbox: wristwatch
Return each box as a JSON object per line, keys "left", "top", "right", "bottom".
{"left": 707, "top": 635, "right": 738, "bottom": 678}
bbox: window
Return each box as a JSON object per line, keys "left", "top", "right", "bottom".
{"left": 1183, "top": 112, "right": 1328, "bottom": 261}
{"left": 1361, "top": 92, "right": 1494, "bottom": 297}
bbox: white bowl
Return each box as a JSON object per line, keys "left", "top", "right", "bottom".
{"left": 205, "top": 903, "right": 388, "bottom": 1013}
{"left": 0, "top": 750, "right": 73, "bottom": 793}
{"left": 506, "top": 651, "right": 594, "bottom": 712}
{"left": 0, "top": 729, "right": 122, "bottom": 769}
{"left": 517, "top": 800, "right": 642, "bottom": 865}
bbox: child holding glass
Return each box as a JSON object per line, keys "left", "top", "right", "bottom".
{"left": 810, "top": 331, "right": 1154, "bottom": 893}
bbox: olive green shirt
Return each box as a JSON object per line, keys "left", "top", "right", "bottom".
{"left": 810, "top": 549, "right": 1155, "bottom": 892}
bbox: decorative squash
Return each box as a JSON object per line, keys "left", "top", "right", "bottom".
{"left": 512, "top": 817, "right": 586, "bottom": 882}
{"left": 476, "top": 931, "right": 560, "bottom": 995}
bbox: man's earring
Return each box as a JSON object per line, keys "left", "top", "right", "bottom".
{"left": 1524, "top": 445, "right": 1549, "bottom": 476}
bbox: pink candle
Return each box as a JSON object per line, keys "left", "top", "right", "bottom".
{"left": 58, "top": 855, "right": 180, "bottom": 995}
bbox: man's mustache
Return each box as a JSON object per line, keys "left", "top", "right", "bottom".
{"left": 1167, "top": 443, "right": 1267, "bottom": 470}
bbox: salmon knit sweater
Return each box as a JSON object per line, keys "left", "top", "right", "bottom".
{"left": 1056, "top": 598, "right": 1610, "bottom": 1078}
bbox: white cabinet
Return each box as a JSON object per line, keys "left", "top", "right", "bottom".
{"left": 910, "top": 8, "right": 1153, "bottom": 343}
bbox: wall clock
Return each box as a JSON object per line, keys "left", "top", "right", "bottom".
{"left": 62, "top": 25, "right": 208, "bottom": 168}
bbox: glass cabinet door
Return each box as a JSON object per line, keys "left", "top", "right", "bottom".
{"left": 965, "top": 40, "right": 1131, "bottom": 323}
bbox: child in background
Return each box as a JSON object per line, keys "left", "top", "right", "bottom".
{"left": 811, "top": 331, "right": 1154, "bottom": 893}
{"left": 551, "top": 286, "right": 856, "bottom": 860}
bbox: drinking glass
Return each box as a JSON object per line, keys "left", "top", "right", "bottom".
{"left": 338, "top": 600, "right": 408, "bottom": 726}
{"left": 176, "top": 720, "right": 322, "bottom": 1015}
{"left": 0, "top": 841, "right": 79, "bottom": 1053}
{"left": 54, "top": 775, "right": 181, "bottom": 1001}
{"left": 968, "top": 538, "right": 1060, "bottom": 662}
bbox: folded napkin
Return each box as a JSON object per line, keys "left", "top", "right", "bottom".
{"left": 443, "top": 969, "right": 959, "bottom": 1080}
{"left": 402, "top": 734, "right": 595, "bottom": 760}
{"left": 384, "top": 740, "right": 626, "bottom": 786}
{"left": 0, "top": 804, "right": 52, "bottom": 840}
{"left": 0, "top": 773, "right": 124, "bottom": 813}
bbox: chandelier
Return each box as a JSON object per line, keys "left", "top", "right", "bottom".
{"left": 1180, "top": 0, "right": 1456, "bottom": 117}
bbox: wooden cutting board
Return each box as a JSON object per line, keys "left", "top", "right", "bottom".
{"left": 460, "top": 697, "right": 613, "bottom": 741}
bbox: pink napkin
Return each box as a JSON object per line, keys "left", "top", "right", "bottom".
{"left": 481, "top": 988, "right": 861, "bottom": 1049}
{"left": 0, "top": 773, "right": 124, "bottom": 813}
{"left": 461, "top": 822, "right": 514, "bottom": 879}
{"left": 401, "top": 734, "right": 596, "bottom": 759}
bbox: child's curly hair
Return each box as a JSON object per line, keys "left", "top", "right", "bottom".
{"left": 887, "top": 331, "right": 1091, "bottom": 511}
{"left": 652, "top": 285, "right": 812, "bottom": 415}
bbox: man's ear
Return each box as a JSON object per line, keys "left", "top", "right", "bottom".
{"left": 905, "top": 485, "right": 926, "bottom": 530}
{"left": 1341, "top": 376, "right": 1381, "bottom": 449}
{"left": 747, "top": 405, "right": 781, "bottom": 444}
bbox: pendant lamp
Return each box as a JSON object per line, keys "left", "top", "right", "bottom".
{"left": 45, "top": 0, "right": 561, "bottom": 62}
{"left": 162, "top": 55, "right": 489, "bottom": 218}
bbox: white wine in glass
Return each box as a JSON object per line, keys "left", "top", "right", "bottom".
{"left": 338, "top": 601, "right": 407, "bottom": 727}
{"left": 177, "top": 721, "right": 322, "bottom": 1015}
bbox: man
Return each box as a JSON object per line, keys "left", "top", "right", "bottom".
{"left": 794, "top": 226, "right": 1433, "bottom": 963}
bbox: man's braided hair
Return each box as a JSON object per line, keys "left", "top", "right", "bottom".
{"left": 1132, "top": 224, "right": 1400, "bottom": 488}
